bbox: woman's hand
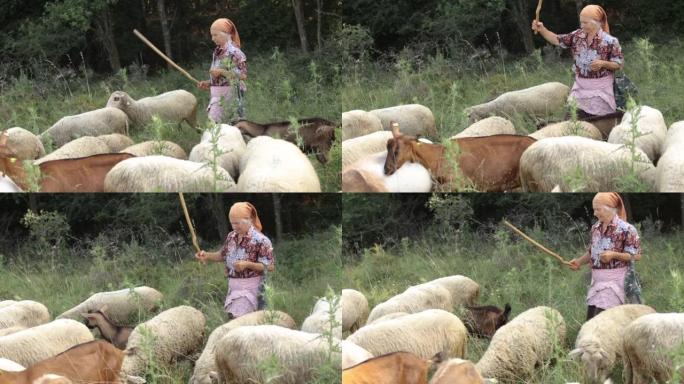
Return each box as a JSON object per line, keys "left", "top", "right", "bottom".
{"left": 531, "top": 20, "right": 545, "bottom": 33}
{"left": 568, "top": 258, "right": 581, "bottom": 271}
{"left": 590, "top": 59, "right": 605, "bottom": 71}
{"left": 195, "top": 250, "right": 208, "bottom": 264}
{"left": 600, "top": 251, "right": 615, "bottom": 263}
{"left": 197, "top": 80, "right": 210, "bottom": 90}
{"left": 233, "top": 260, "right": 249, "bottom": 272}
{"left": 209, "top": 68, "right": 224, "bottom": 79}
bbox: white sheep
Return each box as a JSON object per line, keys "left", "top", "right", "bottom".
{"left": 214, "top": 325, "right": 340, "bottom": 384}
{"left": 34, "top": 136, "right": 110, "bottom": 165}
{"left": 40, "top": 107, "right": 129, "bottom": 148}
{"left": 569, "top": 304, "right": 656, "bottom": 384}
{"left": 0, "top": 301, "right": 18, "bottom": 309}
{"left": 121, "top": 140, "right": 187, "bottom": 159}
{"left": 342, "top": 289, "right": 369, "bottom": 334}
{"left": 236, "top": 136, "right": 320, "bottom": 192}
{"left": 0, "top": 357, "right": 25, "bottom": 372}
{"left": 466, "top": 82, "right": 570, "bottom": 123}
{"left": 341, "top": 340, "right": 373, "bottom": 369}
{"left": 0, "top": 300, "right": 51, "bottom": 330}
{"left": 189, "top": 310, "right": 296, "bottom": 384}
{"left": 519, "top": 136, "right": 656, "bottom": 192}
{"left": 342, "top": 110, "right": 383, "bottom": 140}
{"left": 622, "top": 312, "right": 684, "bottom": 384}
{"left": 97, "top": 133, "right": 134, "bottom": 152}
{"left": 5, "top": 127, "right": 46, "bottom": 160}
{"left": 301, "top": 297, "right": 342, "bottom": 339}
{"left": 57, "top": 286, "right": 163, "bottom": 327}
{"left": 608, "top": 105, "right": 667, "bottom": 163}
{"left": 451, "top": 116, "right": 516, "bottom": 139}
{"left": 656, "top": 121, "right": 684, "bottom": 192}
{"left": 342, "top": 131, "right": 393, "bottom": 168}
{"left": 121, "top": 305, "right": 205, "bottom": 377}
{"left": 475, "top": 306, "right": 566, "bottom": 383}
{"left": 0, "top": 325, "right": 27, "bottom": 337}
{"left": 189, "top": 124, "right": 246, "bottom": 180}
{"left": 106, "top": 90, "right": 198, "bottom": 130}
{"left": 342, "top": 151, "right": 433, "bottom": 192}
{"left": 104, "top": 155, "right": 235, "bottom": 192}
{"left": 529, "top": 121, "right": 603, "bottom": 141}
{"left": 369, "top": 104, "right": 438, "bottom": 138}
{"left": 0, "top": 319, "right": 94, "bottom": 367}
{"left": 0, "top": 174, "right": 22, "bottom": 192}
{"left": 348, "top": 309, "right": 468, "bottom": 359}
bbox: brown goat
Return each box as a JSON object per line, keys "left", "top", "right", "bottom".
{"left": 81, "top": 307, "right": 133, "bottom": 350}
{"left": 430, "top": 358, "right": 486, "bottom": 384}
{"left": 383, "top": 122, "right": 536, "bottom": 191}
{"left": 343, "top": 351, "right": 443, "bottom": 384}
{"left": 463, "top": 303, "right": 511, "bottom": 339}
{"left": 233, "top": 117, "right": 337, "bottom": 163}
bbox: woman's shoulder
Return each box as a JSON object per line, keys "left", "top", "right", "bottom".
{"left": 601, "top": 32, "right": 620, "bottom": 45}
{"left": 615, "top": 217, "right": 638, "bottom": 233}
{"left": 250, "top": 228, "right": 272, "bottom": 245}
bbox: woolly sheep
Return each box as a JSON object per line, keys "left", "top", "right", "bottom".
{"left": 342, "top": 131, "right": 393, "bottom": 168}
{"left": 0, "top": 300, "right": 50, "bottom": 330}
{"left": 529, "top": 121, "right": 602, "bottom": 141}
{"left": 467, "top": 82, "right": 570, "bottom": 123}
{"left": 237, "top": 136, "right": 320, "bottom": 192}
{"left": 34, "top": 136, "right": 110, "bottom": 165}
{"left": 5, "top": 127, "right": 45, "bottom": 160}
{"left": 342, "top": 151, "right": 433, "bottom": 192}
{"left": 301, "top": 297, "right": 342, "bottom": 339}
{"left": 569, "top": 304, "right": 656, "bottom": 384}
{"left": 106, "top": 90, "right": 198, "bottom": 129}
{"left": 57, "top": 286, "right": 163, "bottom": 327}
{"left": 342, "top": 289, "right": 369, "bottom": 334}
{"left": 104, "top": 155, "right": 235, "bottom": 192}
{"left": 475, "top": 306, "right": 566, "bottom": 383}
{"left": 368, "top": 312, "right": 410, "bottom": 324}
{"left": 519, "top": 136, "right": 656, "bottom": 192}
{"left": 451, "top": 116, "right": 516, "bottom": 139}
{"left": 622, "top": 312, "right": 684, "bottom": 384}
{"left": 656, "top": 122, "right": 684, "bottom": 192}
{"left": 369, "top": 104, "right": 438, "bottom": 138}
{"left": 348, "top": 309, "right": 468, "bottom": 359}
{"left": 40, "top": 107, "right": 129, "bottom": 148}
{"left": 608, "top": 105, "right": 667, "bottom": 162}
{"left": 214, "top": 325, "right": 340, "bottom": 384}
{"left": 189, "top": 124, "right": 246, "bottom": 180}
{"left": 121, "top": 140, "right": 187, "bottom": 159}
{"left": 342, "top": 110, "right": 383, "bottom": 140}
{"left": 341, "top": 340, "right": 373, "bottom": 369}
{"left": 0, "top": 326, "right": 26, "bottom": 337}
{"left": 189, "top": 310, "right": 296, "bottom": 384}
{"left": 0, "top": 175, "right": 22, "bottom": 192}
{"left": 0, "top": 357, "right": 24, "bottom": 372}
{"left": 0, "top": 319, "right": 94, "bottom": 367}
{"left": 121, "top": 305, "right": 205, "bottom": 377}
{"left": 0, "top": 301, "right": 17, "bottom": 309}
{"left": 97, "top": 133, "right": 134, "bottom": 152}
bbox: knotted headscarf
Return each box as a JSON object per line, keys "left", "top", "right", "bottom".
{"left": 229, "top": 202, "right": 262, "bottom": 231}
{"left": 580, "top": 5, "right": 610, "bottom": 34}
{"left": 593, "top": 192, "right": 626, "bottom": 220}
{"left": 211, "top": 18, "right": 241, "bottom": 48}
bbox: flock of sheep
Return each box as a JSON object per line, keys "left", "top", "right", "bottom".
{"left": 341, "top": 81, "right": 684, "bottom": 192}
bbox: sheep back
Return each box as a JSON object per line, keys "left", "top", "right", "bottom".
{"left": 467, "top": 82, "right": 570, "bottom": 123}
{"left": 341, "top": 340, "right": 373, "bottom": 369}
{"left": 0, "top": 300, "right": 50, "bottom": 330}
{"left": 97, "top": 133, "right": 134, "bottom": 152}
{"left": 342, "top": 131, "right": 394, "bottom": 168}
{"left": 342, "top": 289, "right": 369, "bottom": 334}
{"left": 6, "top": 127, "right": 46, "bottom": 160}
{"left": 656, "top": 122, "right": 684, "bottom": 192}
{"left": 35, "top": 136, "right": 110, "bottom": 165}
{"left": 301, "top": 297, "right": 342, "bottom": 339}
{"left": 529, "top": 121, "right": 602, "bottom": 141}
{"left": 121, "top": 140, "right": 187, "bottom": 159}
{"left": 189, "top": 124, "right": 246, "bottom": 180}
{"left": 40, "top": 107, "right": 128, "bottom": 148}
{"left": 369, "top": 104, "right": 438, "bottom": 138}
{"left": 107, "top": 90, "right": 197, "bottom": 129}
{"left": 608, "top": 105, "right": 667, "bottom": 162}
{"left": 342, "top": 110, "right": 383, "bottom": 140}
{"left": 452, "top": 116, "right": 516, "bottom": 138}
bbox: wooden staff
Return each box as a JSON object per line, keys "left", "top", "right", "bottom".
{"left": 179, "top": 193, "right": 200, "bottom": 253}
{"left": 534, "top": 0, "right": 544, "bottom": 35}
{"left": 503, "top": 220, "right": 571, "bottom": 266}
{"left": 133, "top": 29, "right": 200, "bottom": 85}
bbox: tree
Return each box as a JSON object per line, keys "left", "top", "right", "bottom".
{"left": 292, "top": 0, "right": 309, "bottom": 53}
{"left": 156, "top": 0, "right": 173, "bottom": 66}
{"left": 507, "top": 0, "right": 535, "bottom": 54}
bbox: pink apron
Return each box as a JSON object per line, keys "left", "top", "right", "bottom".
{"left": 207, "top": 85, "right": 234, "bottom": 123}
{"left": 587, "top": 267, "right": 627, "bottom": 309}
{"left": 224, "top": 275, "right": 261, "bottom": 318}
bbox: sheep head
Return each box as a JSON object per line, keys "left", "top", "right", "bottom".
{"left": 106, "top": 91, "right": 132, "bottom": 109}
{"left": 569, "top": 346, "right": 611, "bottom": 384}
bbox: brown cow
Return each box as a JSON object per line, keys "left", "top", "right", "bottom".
{"left": 233, "top": 117, "right": 337, "bottom": 163}
{"left": 430, "top": 358, "right": 486, "bottom": 384}
{"left": 343, "top": 351, "right": 443, "bottom": 384}
{"left": 384, "top": 122, "right": 536, "bottom": 191}
{"left": 463, "top": 303, "right": 511, "bottom": 339}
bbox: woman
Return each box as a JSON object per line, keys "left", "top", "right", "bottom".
{"left": 195, "top": 202, "right": 274, "bottom": 318}
{"left": 197, "top": 18, "right": 247, "bottom": 123}
{"left": 568, "top": 193, "right": 641, "bottom": 320}
{"left": 532, "top": 5, "right": 623, "bottom": 119}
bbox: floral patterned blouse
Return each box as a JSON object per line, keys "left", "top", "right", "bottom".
{"left": 588, "top": 215, "right": 640, "bottom": 270}
{"left": 220, "top": 226, "right": 274, "bottom": 279}
{"left": 557, "top": 29, "right": 624, "bottom": 79}
{"left": 210, "top": 41, "right": 247, "bottom": 91}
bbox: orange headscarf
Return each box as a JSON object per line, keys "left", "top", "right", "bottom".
{"left": 593, "top": 192, "right": 626, "bottom": 220}
{"left": 580, "top": 5, "right": 610, "bottom": 34}
{"left": 211, "top": 18, "right": 241, "bottom": 48}
{"left": 229, "top": 202, "right": 262, "bottom": 231}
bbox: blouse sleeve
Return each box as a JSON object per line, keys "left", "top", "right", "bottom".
{"left": 609, "top": 39, "right": 624, "bottom": 66}
{"left": 257, "top": 237, "right": 274, "bottom": 266}
{"left": 622, "top": 225, "right": 641, "bottom": 258}
{"left": 557, "top": 29, "right": 578, "bottom": 50}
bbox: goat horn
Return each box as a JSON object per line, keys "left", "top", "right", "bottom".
{"left": 390, "top": 121, "right": 401, "bottom": 138}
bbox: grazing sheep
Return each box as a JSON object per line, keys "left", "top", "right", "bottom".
{"left": 608, "top": 106, "right": 667, "bottom": 163}
{"left": 301, "top": 297, "right": 342, "bottom": 339}
{"left": 0, "top": 319, "right": 94, "bottom": 367}
{"left": 342, "top": 151, "right": 433, "bottom": 192}
{"left": 0, "top": 301, "right": 18, "bottom": 309}
{"left": 97, "top": 134, "right": 134, "bottom": 152}
{"left": 368, "top": 312, "right": 410, "bottom": 324}
{"left": 622, "top": 312, "right": 684, "bottom": 384}
{"left": 40, "top": 107, "right": 129, "bottom": 148}
{"left": 342, "top": 131, "right": 393, "bottom": 168}
{"left": 237, "top": 136, "right": 320, "bottom": 192}
{"left": 34, "top": 136, "right": 110, "bottom": 165}
{"left": 104, "top": 155, "right": 235, "bottom": 192}
{"left": 342, "top": 289, "right": 369, "bottom": 334}
{"left": 57, "top": 286, "right": 163, "bottom": 327}
{"left": 519, "top": 136, "right": 656, "bottom": 192}
{"left": 214, "top": 325, "right": 340, "bottom": 384}
{"left": 451, "top": 116, "right": 516, "bottom": 138}
{"left": 341, "top": 340, "right": 373, "bottom": 369}
{"left": 0, "top": 357, "right": 24, "bottom": 372}
{"left": 369, "top": 104, "right": 438, "bottom": 138}
{"left": 529, "top": 121, "right": 603, "bottom": 141}
{"left": 106, "top": 90, "right": 198, "bottom": 130}
{"left": 0, "top": 326, "right": 26, "bottom": 337}
{"left": 0, "top": 300, "right": 50, "bottom": 330}
{"left": 190, "top": 310, "right": 296, "bottom": 384}
{"left": 348, "top": 309, "right": 468, "bottom": 359}
{"left": 6, "top": 127, "right": 45, "bottom": 160}
{"left": 656, "top": 122, "right": 684, "bottom": 192}
{"left": 342, "top": 110, "right": 383, "bottom": 140}
{"left": 430, "top": 358, "right": 486, "bottom": 384}
{"left": 121, "top": 140, "right": 187, "bottom": 159}
{"left": 466, "top": 82, "right": 570, "bottom": 123}
{"left": 569, "top": 304, "right": 656, "bottom": 384}
{"left": 121, "top": 305, "right": 205, "bottom": 377}
{"left": 189, "top": 124, "right": 246, "bottom": 180}
{"left": 475, "top": 306, "right": 566, "bottom": 383}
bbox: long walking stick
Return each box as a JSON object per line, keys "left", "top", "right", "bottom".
{"left": 503, "top": 220, "right": 571, "bottom": 266}
{"left": 534, "top": 0, "right": 544, "bottom": 35}
{"left": 133, "top": 29, "right": 200, "bottom": 85}
{"left": 179, "top": 193, "right": 200, "bottom": 253}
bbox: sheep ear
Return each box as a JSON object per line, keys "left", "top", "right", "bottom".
{"left": 390, "top": 121, "right": 401, "bottom": 138}
{"left": 568, "top": 348, "right": 583, "bottom": 360}
{"left": 430, "top": 351, "right": 445, "bottom": 365}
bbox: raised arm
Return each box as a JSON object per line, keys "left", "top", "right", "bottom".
{"left": 531, "top": 20, "right": 560, "bottom": 46}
